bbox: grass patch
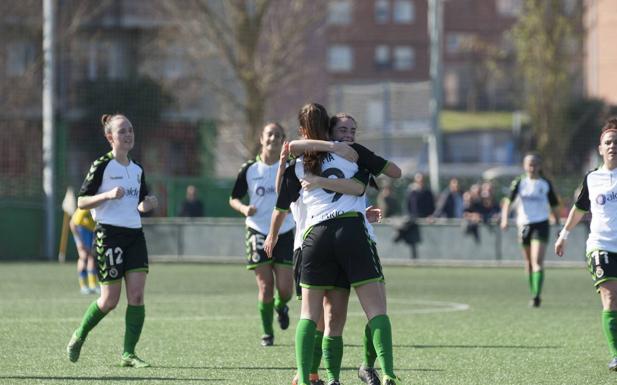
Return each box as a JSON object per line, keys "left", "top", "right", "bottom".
{"left": 0, "top": 262, "right": 612, "bottom": 384}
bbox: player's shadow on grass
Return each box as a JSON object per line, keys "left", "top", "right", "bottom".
{"left": 0, "top": 375, "right": 223, "bottom": 382}
{"left": 346, "top": 343, "right": 560, "bottom": 349}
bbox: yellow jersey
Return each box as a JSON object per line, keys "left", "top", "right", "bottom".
{"left": 71, "top": 208, "right": 96, "bottom": 231}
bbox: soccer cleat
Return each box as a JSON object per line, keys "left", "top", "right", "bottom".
{"left": 261, "top": 334, "right": 274, "bottom": 346}
{"left": 121, "top": 353, "right": 151, "bottom": 368}
{"left": 382, "top": 375, "right": 402, "bottom": 385}
{"left": 529, "top": 296, "right": 541, "bottom": 308}
{"left": 292, "top": 373, "right": 324, "bottom": 385}
{"left": 90, "top": 286, "right": 101, "bottom": 295}
{"left": 327, "top": 381, "right": 341, "bottom": 385}
{"left": 80, "top": 287, "right": 91, "bottom": 295}
{"left": 66, "top": 332, "right": 84, "bottom": 363}
{"left": 358, "top": 364, "right": 380, "bottom": 385}
{"left": 609, "top": 357, "right": 617, "bottom": 371}
{"left": 276, "top": 305, "right": 290, "bottom": 330}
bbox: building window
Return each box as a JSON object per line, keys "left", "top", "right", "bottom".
{"left": 328, "top": 45, "right": 353, "bottom": 72}
{"left": 374, "top": 45, "right": 390, "bottom": 69}
{"left": 446, "top": 32, "right": 473, "bottom": 54}
{"left": 496, "top": 0, "right": 522, "bottom": 17}
{"left": 328, "top": 0, "right": 352, "bottom": 25}
{"left": 6, "top": 41, "right": 36, "bottom": 77}
{"left": 393, "top": 46, "right": 414, "bottom": 70}
{"left": 393, "top": 0, "right": 414, "bottom": 24}
{"left": 375, "top": 0, "right": 390, "bottom": 24}
{"left": 86, "top": 40, "right": 129, "bottom": 80}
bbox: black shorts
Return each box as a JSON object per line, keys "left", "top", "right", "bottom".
{"left": 94, "top": 223, "right": 149, "bottom": 285}
{"left": 246, "top": 227, "right": 294, "bottom": 270}
{"left": 587, "top": 250, "right": 617, "bottom": 288}
{"left": 300, "top": 214, "right": 383, "bottom": 289}
{"left": 518, "top": 220, "right": 550, "bottom": 246}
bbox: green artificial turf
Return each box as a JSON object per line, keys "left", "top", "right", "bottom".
{"left": 0, "top": 262, "right": 614, "bottom": 384}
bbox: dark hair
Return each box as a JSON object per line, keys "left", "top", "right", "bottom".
{"left": 329, "top": 112, "right": 357, "bottom": 136}
{"left": 101, "top": 113, "right": 127, "bottom": 134}
{"left": 298, "top": 103, "right": 330, "bottom": 175}
{"left": 600, "top": 117, "right": 617, "bottom": 142}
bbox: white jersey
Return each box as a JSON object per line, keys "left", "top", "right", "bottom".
{"left": 231, "top": 156, "right": 295, "bottom": 234}
{"left": 294, "top": 153, "right": 366, "bottom": 228}
{"left": 575, "top": 166, "right": 617, "bottom": 253}
{"left": 507, "top": 175, "right": 559, "bottom": 226}
{"left": 78, "top": 152, "right": 148, "bottom": 229}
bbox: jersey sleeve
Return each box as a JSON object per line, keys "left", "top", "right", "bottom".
{"left": 350, "top": 143, "right": 389, "bottom": 176}
{"left": 352, "top": 168, "right": 371, "bottom": 188}
{"left": 78, "top": 154, "right": 111, "bottom": 197}
{"left": 507, "top": 177, "right": 521, "bottom": 202}
{"left": 230, "top": 161, "right": 252, "bottom": 200}
{"left": 276, "top": 163, "right": 301, "bottom": 211}
{"left": 574, "top": 173, "right": 590, "bottom": 212}
{"left": 545, "top": 178, "right": 559, "bottom": 207}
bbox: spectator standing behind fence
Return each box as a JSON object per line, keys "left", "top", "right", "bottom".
{"left": 462, "top": 184, "right": 484, "bottom": 244}
{"left": 480, "top": 181, "right": 501, "bottom": 224}
{"left": 178, "top": 185, "right": 204, "bottom": 217}
{"left": 433, "top": 177, "right": 464, "bottom": 218}
{"left": 405, "top": 173, "right": 435, "bottom": 219}
{"left": 377, "top": 184, "right": 400, "bottom": 218}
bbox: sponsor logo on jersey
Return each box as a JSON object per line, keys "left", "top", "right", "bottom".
{"left": 126, "top": 187, "right": 139, "bottom": 198}
{"left": 110, "top": 176, "right": 124, "bottom": 180}
{"left": 316, "top": 210, "right": 345, "bottom": 221}
{"left": 596, "top": 191, "right": 617, "bottom": 205}
{"left": 255, "top": 186, "right": 276, "bottom": 197}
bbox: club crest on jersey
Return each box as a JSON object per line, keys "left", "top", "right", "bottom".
{"left": 596, "top": 267, "right": 605, "bottom": 278}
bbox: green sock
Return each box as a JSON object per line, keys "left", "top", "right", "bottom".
{"left": 323, "top": 335, "right": 343, "bottom": 382}
{"left": 602, "top": 310, "right": 617, "bottom": 358}
{"left": 75, "top": 301, "right": 107, "bottom": 339}
{"left": 310, "top": 330, "right": 324, "bottom": 374}
{"left": 258, "top": 300, "right": 274, "bottom": 336}
{"left": 274, "top": 293, "right": 290, "bottom": 311}
{"left": 123, "top": 304, "right": 145, "bottom": 356}
{"left": 531, "top": 271, "right": 544, "bottom": 297}
{"left": 295, "top": 318, "right": 317, "bottom": 385}
{"left": 363, "top": 323, "right": 377, "bottom": 368}
{"left": 369, "top": 314, "right": 396, "bottom": 379}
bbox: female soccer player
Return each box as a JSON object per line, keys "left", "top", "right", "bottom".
{"left": 265, "top": 103, "right": 402, "bottom": 385}
{"left": 500, "top": 153, "right": 560, "bottom": 307}
{"left": 229, "top": 123, "right": 296, "bottom": 347}
{"left": 276, "top": 129, "right": 383, "bottom": 385}
{"left": 66, "top": 114, "right": 158, "bottom": 367}
{"left": 555, "top": 118, "right": 617, "bottom": 371}
{"left": 69, "top": 208, "right": 98, "bottom": 294}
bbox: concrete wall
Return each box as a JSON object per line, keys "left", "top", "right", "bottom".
{"left": 142, "top": 217, "right": 588, "bottom": 266}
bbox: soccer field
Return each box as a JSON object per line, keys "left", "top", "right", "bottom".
{"left": 0, "top": 262, "right": 614, "bottom": 385}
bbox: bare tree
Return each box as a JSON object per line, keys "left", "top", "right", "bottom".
{"left": 511, "top": 0, "right": 583, "bottom": 175}
{"left": 155, "top": 0, "right": 327, "bottom": 156}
